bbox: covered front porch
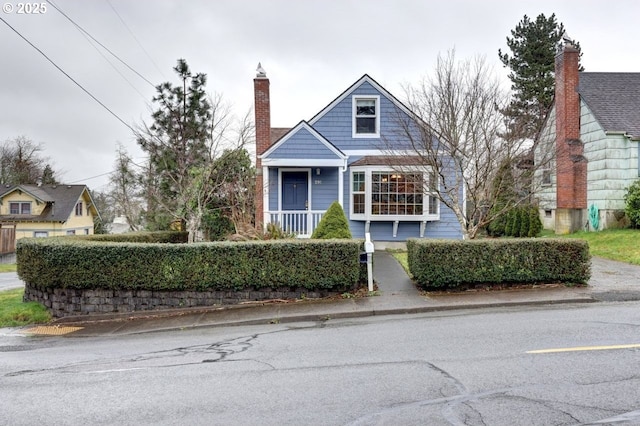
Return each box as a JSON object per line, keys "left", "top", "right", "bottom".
{"left": 259, "top": 121, "right": 348, "bottom": 237}
{"left": 262, "top": 166, "right": 344, "bottom": 238}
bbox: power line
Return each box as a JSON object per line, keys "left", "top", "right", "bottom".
{"left": 48, "top": 0, "right": 156, "bottom": 89}
{"left": 0, "top": 15, "right": 136, "bottom": 133}
{"left": 105, "top": 0, "right": 166, "bottom": 81}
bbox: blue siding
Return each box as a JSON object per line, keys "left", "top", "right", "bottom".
{"left": 269, "top": 128, "right": 340, "bottom": 160}
{"left": 312, "top": 82, "right": 418, "bottom": 151}
{"left": 311, "top": 168, "right": 339, "bottom": 211}
{"left": 268, "top": 168, "right": 279, "bottom": 211}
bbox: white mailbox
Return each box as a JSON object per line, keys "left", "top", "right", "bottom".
{"left": 364, "top": 233, "right": 374, "bottom": 291}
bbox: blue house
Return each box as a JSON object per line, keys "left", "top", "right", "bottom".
{"left": 253, "top": 66, "right": 462, "bottom": 241}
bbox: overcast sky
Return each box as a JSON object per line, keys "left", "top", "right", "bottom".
{"left": 1, "top": 0, "right": 639, "bottom": 192}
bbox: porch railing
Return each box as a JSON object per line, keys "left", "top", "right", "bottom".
{"left": 267, "top": 210, "right": 324, "bottom": 237}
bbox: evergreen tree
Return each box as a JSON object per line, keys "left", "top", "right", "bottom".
{"left": 40, "top": 164, "right": 57, "bottom": 185}
{"left": 504, "top": 209, "right": 515, "bottom": 237}
{"left": 487, "top": 160, "right": 517, "bottom": 236}
{"left": 528, "top": 206, "right": 543, "bottom": 237}
{"left": 518, "top": 207, "right": 530, "bottom": 237}
{"left": 311, "top": 201, "right": 352, "bottom": 239}
{"left": 137, "top": 59, "right": 212, "bottom": 231}
{"left": 499, "top": 13, "right": 582, "bottom": 141}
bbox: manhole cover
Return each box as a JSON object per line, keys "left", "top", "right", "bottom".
{"left": 22, "top": 325, "right": 84, "bottom": 336}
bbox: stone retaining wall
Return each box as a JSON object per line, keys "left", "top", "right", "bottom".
{"left": 24, "top": 284, "right": 336, "bottom": 318}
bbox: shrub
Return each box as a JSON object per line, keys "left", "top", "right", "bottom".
{"left": 624, "top": 179, "right": 640, "bottom": 228}
{"left": 518, "top": 207, "right": 530, "bottom": 237}
{"left": 311, "top": 201, "right": 352, "bottom": 239}
{"left": 407, "top": 238, "right": 590, "bottom": 289}
{"left": 504, "top": 209, "right": 515, "bottom": 237}
{"left": 528, "top": 206, "right": 543, "bottom": 237}
{"left": 17, "top": 237, "right": 362, "bottom": 292}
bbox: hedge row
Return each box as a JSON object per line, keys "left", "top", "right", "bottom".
{"left": 407, "top": 238, "right": 590, "bottom": 289}
{"left": 17, "top": 237, "right": 361, "bottom": 292}
{"left": 83, "top": 231, "right": 189, "bottom": 244}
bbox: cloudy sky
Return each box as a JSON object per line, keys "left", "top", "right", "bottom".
{"left": 1, "top": 0, "right": 639, "bottom": 192}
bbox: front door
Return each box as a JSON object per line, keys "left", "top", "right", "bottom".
{"left": 282, "top": 171, "right": 309, "bottom": 234}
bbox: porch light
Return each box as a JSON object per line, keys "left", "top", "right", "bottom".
{"left": 316, "top": 168, "right": 321, "bottom": 176}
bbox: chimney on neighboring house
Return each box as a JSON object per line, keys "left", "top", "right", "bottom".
{"left": 254, "top": 63, "right": 270, "bottom": 230}
{"left": 554, "top": 38, "right": 587, "bottom": 234}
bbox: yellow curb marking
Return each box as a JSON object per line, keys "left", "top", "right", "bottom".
{"left": 22, "top": 325, "right": 84, "bottom": 336}
{"left": 527, "top": 344, "right": 640, "bottom": 354}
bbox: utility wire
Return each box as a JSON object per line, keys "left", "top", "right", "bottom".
{"left": 48, "top": 0, "right": 156, "bottom": 89}
{"left": 105, "top": 0, "right": 166, "bottom": 81}
{"left": 0, "top": 16, "right": 136, "bottom": 133}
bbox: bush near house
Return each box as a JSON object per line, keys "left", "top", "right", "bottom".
{"left": 17, "top": 235, "right": 361, "bottom": 292}
{"left": 407, "top": 238, "right": 590, "bottom": 289}
{"left": 311, "top": 201, "right": 352, "bottom": 239}
{"left": 624, "top": 179, "right": 640, "bottom": 228}
{"left": 499, "top": 205, "right": 542, "bottom": 238}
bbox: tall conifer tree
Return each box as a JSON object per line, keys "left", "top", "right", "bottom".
{"left": 499, "top": 13, "right": 582, "bottom": 141}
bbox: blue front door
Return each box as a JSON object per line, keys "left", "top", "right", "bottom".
{"left": 282, "top": 172, "right": 308, "bottom": 211}
{"left": 282, "top": 171, "right": 308, "bottom": 234}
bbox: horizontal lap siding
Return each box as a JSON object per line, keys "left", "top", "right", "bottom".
{"left": 269, "top": 128, "right": 340, "bottom": 159}
{"left": 312, "top": 168, "right": 339, "bottom": 211}
{"left": 583, "top": 102, "right": 639, "bottom": 210}
{"left": 312, "top": 82, "right": 407, "bottom": 152}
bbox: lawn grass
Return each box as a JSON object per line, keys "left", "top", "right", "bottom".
{"left": 0, "top": 263, "right": 17, "bottom": 273}
{"left": 558, "top": 228, "right": 640, "bottom": 265}
{"left": 0, "top": 289, "right": 51, "bottom": 327}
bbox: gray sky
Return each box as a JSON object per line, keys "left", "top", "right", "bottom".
{"left": 2, "top": 0, "right": 639, "bottom": 192}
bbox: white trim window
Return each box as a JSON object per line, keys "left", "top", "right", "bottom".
{"left": 34, "top": 231, "right": 48, "bottom": 238}
{"left": 353, "top": 96, "right": 380, "bottom": 138}
{"left": 75, "top": 202, "right": 83, "bottom": 216}
{"left": 9, "top": 202, "right": 31, "bottom": 215}
{"left": 350, "top": 166, "right": 439, "bottom": 221}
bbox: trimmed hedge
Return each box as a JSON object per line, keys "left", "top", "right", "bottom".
{"left": 407, "top": 238, "right": 590, "bottom": 289}
{"left": 83, "top": 231, "right": 189, "bottom": 244}
{"left": 17, "top": 237, "right": 361, "bottom": 292}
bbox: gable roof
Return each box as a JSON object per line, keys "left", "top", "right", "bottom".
{"left": 261, "top": 121, "right": 347, "bottom": 167}
{"left": 0, "top": 184, "right": 99, "bottom": 222}
{"left": 579, "top": 72, "right": 640, "bottom": 139}
{"left": 308, "top": 74, "right": 415, "bottom": 126}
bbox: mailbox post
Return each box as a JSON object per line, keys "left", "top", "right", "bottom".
{"left": 364, "top": 233, "right": 375, "bottom": 292}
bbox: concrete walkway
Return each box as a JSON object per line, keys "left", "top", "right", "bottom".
{"left": 3, "top": 252, "right": 640, "bottom": 337}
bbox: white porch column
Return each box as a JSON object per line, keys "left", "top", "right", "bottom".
{"left": 338, "top": 166, "right": 344, "bottom": 207}
{"left": 262, "top": 166, "right": 269, "bottom": 230}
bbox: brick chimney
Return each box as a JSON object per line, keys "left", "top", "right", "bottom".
{"left": 254, "top": 63, "right": 270, "bottom": 230}
{"left": 554, "top": 41, "right": 587, "bottom": 233}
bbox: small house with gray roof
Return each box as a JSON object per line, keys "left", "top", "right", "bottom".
{"left": 0, "top": 184, "right": 100, "bottom": 257}
{"left": 534, "top": 41, "right": 640, "bottom": 232}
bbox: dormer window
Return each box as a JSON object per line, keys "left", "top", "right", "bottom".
{"left": 353, "top": 96, "right": 380, "bottom": 138}
{"left": 10, "top": 202, "right": 31, "bottom": 215}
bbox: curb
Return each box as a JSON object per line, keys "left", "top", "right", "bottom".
{"left": 39, "top": 294, "right": 599, "bottom": 337}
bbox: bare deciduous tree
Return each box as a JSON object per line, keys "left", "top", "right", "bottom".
{"left": 0, "top": 136, "right": 57, "bottom": 185}
{"left": 391, "top": 50, "right": 551, "bottom": 239}
{"left": 109, "top": 144, "right": 144, "bottom": 232}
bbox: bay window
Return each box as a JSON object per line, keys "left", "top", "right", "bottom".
{"left": 350, "top": 167, "right": 439, "bottom": 220}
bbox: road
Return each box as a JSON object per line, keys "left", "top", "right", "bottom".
{"left": 2, "top": 302, "right": 640, "bottom": 425}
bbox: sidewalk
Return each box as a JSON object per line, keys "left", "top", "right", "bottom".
{"left": 8, "top": 252, "right": 640, "bottom": 337}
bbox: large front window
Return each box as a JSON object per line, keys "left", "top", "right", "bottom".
{"left": 372, "top": 172, "right": 423, "bottom": 215}
{"left": 350, "top": 168, "right": 439, "bottom": 220}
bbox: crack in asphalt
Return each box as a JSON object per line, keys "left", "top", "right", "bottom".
{"left": 3, "top": 324, "right": 326, "bottom": 377}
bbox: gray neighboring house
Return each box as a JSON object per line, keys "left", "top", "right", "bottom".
{"left": 535, "top": 41, "right": 640, "bottom": 233}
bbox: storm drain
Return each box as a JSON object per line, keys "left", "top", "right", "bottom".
{"left": 23, "top": 325, "right": 84, "bottom": 336}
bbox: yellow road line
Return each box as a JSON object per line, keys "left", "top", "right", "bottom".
{"left": 527, "top": 344, "right": 640, "bottom": 354}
